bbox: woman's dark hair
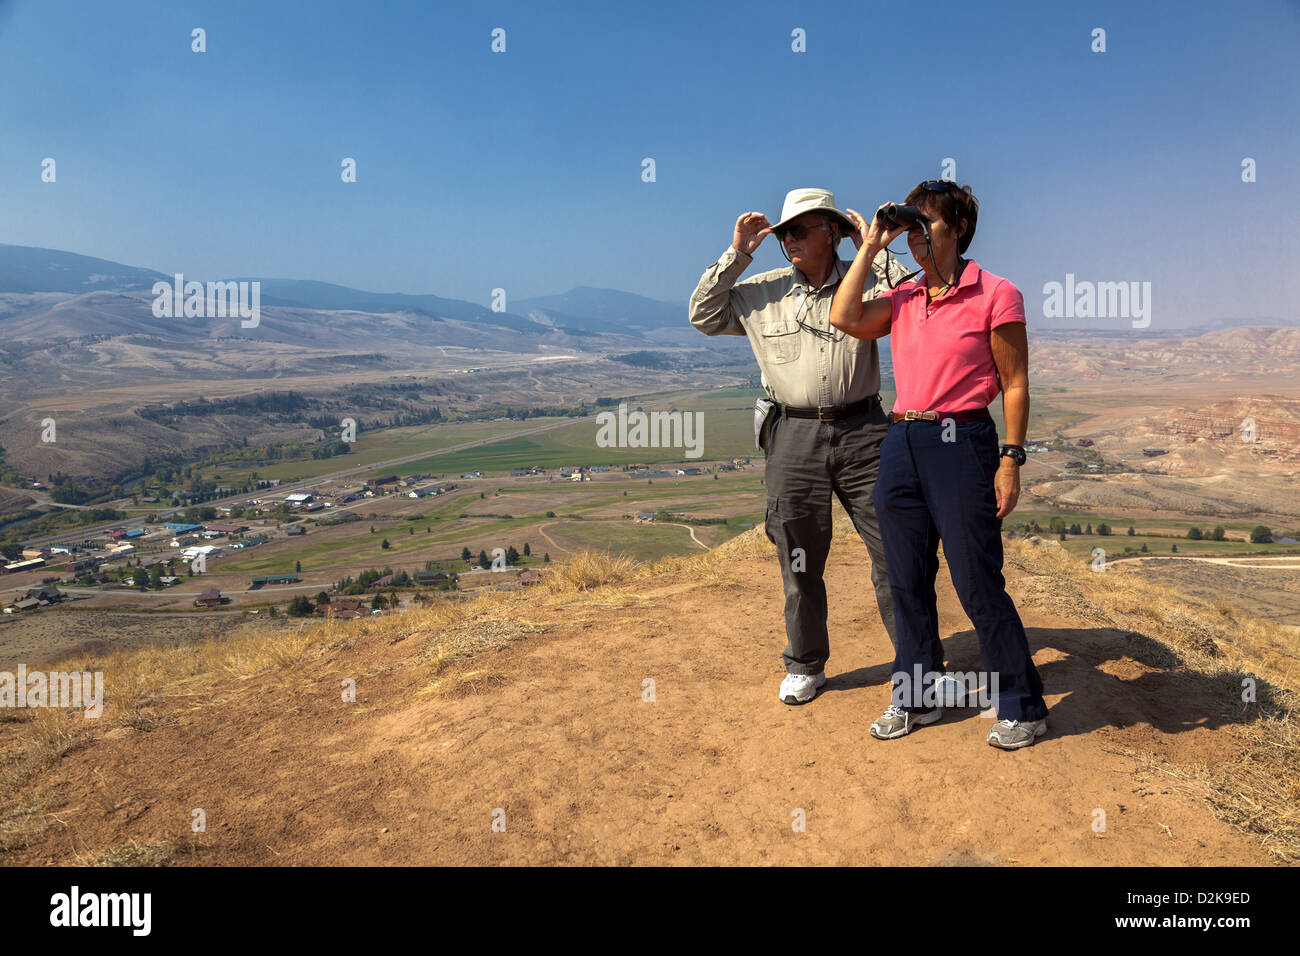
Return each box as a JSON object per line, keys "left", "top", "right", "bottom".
{"left": 904, "top": 181, "right": 979, "bottom": 254}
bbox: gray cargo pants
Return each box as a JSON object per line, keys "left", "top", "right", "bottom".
{"left": 762, "top": 398, "right": 898, "bottom": 675}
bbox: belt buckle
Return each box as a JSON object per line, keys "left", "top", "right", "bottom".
{"left": 817, "top": 405, "right": 834, "bottom": 422}
{"left": 903, "top": 410, "right": 921, "bottom": 421}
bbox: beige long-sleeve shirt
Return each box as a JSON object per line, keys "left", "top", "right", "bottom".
{"left": 689, "top": 245, "right": 910, "bottom": 408}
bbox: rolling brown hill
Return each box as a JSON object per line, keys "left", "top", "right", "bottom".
{"left": 1, "top": 521, "right": 1295, "bottom": 866}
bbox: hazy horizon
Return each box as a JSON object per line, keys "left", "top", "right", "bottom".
{"left": 2, "top": 0, "right": 1298, "bottom": 330}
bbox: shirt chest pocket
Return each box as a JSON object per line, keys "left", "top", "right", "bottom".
{"left": 759, "top": 316, "right": 802, "bottom": 365}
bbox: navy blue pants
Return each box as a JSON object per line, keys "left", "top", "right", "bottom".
{"left": 872, "top": 416, "right": 1048, "bottom": 722}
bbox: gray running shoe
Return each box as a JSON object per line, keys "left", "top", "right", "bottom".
{"left": 986, "top": 718, "right": 1048, "bottom": 750}
{"left": 869, "top": 704, "right": 942, "bottom": 740}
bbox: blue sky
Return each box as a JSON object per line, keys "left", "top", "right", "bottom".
{"left": 1, "top": 0, "right": 1297, "bottom": 327}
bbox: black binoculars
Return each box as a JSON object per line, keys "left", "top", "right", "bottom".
{"left": 875, "top": 204, "right": 927, "bottom": 228}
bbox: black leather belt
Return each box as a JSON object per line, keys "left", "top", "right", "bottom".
{"left": 778, "top": 395, "right": 880, "bottom": 422}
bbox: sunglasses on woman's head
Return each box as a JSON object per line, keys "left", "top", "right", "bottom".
{"left": 920, "top": 180, "right": 958, "bottom": 195}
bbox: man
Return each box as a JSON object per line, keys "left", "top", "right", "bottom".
{"left": 689, "top": 187, "right": 910, "bottom": 705}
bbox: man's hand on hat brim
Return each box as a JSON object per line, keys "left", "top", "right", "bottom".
{"left": 733, "top": 212, "right": 774, "bottom": 256}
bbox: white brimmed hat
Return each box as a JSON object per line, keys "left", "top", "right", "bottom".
{"left": 772, "top": 187, "right": 854, "bottom": 234}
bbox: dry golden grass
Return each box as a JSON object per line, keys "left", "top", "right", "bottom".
{"left": 420, "top": 669, "right": 511, "bottom": 699}
{"left": 2, "top": 708, "right": 82, "bottom": 793}
{"left": 76, "top": 836, "right": 207, "bottom": 867}
{"left": 0, "top": 793, "right": 54, "bottom": 852}
{"left": 418, "top": 614, "right": 544, "bottom": 674}
{"left": 543, "top": 548, "right": 641, "bottom": 592}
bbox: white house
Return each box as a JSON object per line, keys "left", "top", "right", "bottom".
{"left": 180, "top": 545, "right": 224, "bottom": 561}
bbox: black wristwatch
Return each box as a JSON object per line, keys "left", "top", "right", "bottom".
{"left": 999, "top": 444, "right": 1027, "bottom": 466}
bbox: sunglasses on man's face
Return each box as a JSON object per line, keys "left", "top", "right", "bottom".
{"left": 775, "top": 221, "right": 830, "bottom": 242}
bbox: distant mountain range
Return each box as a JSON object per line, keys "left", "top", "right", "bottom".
{"left": 0, "top": 243, "right": 689, "bottom": 341}
{"left": 0, "top": 244, "right": 170, "bottom": 295}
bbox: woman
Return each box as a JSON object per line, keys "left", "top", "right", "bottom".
{"left": 828, "top": 180, "right": 1049, "bottom": 750}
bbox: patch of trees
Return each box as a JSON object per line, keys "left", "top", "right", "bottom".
{"left": 318, "top": 513, "right": 360, "bottom": 526}
{"left": 49, "top": 474, "right": 92, "bottom": 504}
{"left": 333, "top": 567, "right": 411, "bottom": 595}
{"left": 612, "top": 351, "right": 675, "bottom": 370}
{"left": 468, "top": 546, "right": 522, "bottom": 567}
{"left": 658, "top": 510, "right": 727, "bottom": 525}
{"left": 0, "top": 505, "right": 125, "bottom": 549}
{"left": 137, "top": 390, "right": 312, "bottom": 424}
{"left": 309, "top": 439, "right": 352, "bottom": 460}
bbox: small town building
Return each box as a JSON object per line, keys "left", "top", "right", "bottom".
{"left": 415, "top": 571, "right": 454, "bottom": 588}
{"left": 24, "top": 585, "right": 63, "bottom": 605}
{"left": 4, "top": 556, "right": 45, "bottom": 572}
{"left": 194, "top": 588, "right": 224, "bottom": 607}
{"left": 250, "top": 574, "right": 300, "bottom": 588}
{"left": 317, "top": 599, "right": 365, "bottom": 619}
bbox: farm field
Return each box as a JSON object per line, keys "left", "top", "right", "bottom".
{"left": 199, "top": 417, "right": 575, "bottom": 485}
{"left": 367, "top": 386, "right": 765, "bottom": 476}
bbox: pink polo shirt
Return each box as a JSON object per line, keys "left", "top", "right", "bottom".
{"left": 881, "top": 260, "right": 1026, "bottom": 415}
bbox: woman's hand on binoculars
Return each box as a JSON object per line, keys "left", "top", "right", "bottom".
{"left": 847, "top": 206, "right": 905, "bottom": 253}
{"left": 732, "top": 212, "right": 774, "bottom": 255}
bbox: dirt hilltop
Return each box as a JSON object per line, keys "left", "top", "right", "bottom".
{"left": 2, "top": 519, "right": 1296, "bottom": 866}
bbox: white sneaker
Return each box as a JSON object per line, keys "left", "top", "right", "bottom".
{"left": 779, "top": 671, "right": 826, "bottom": 705}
